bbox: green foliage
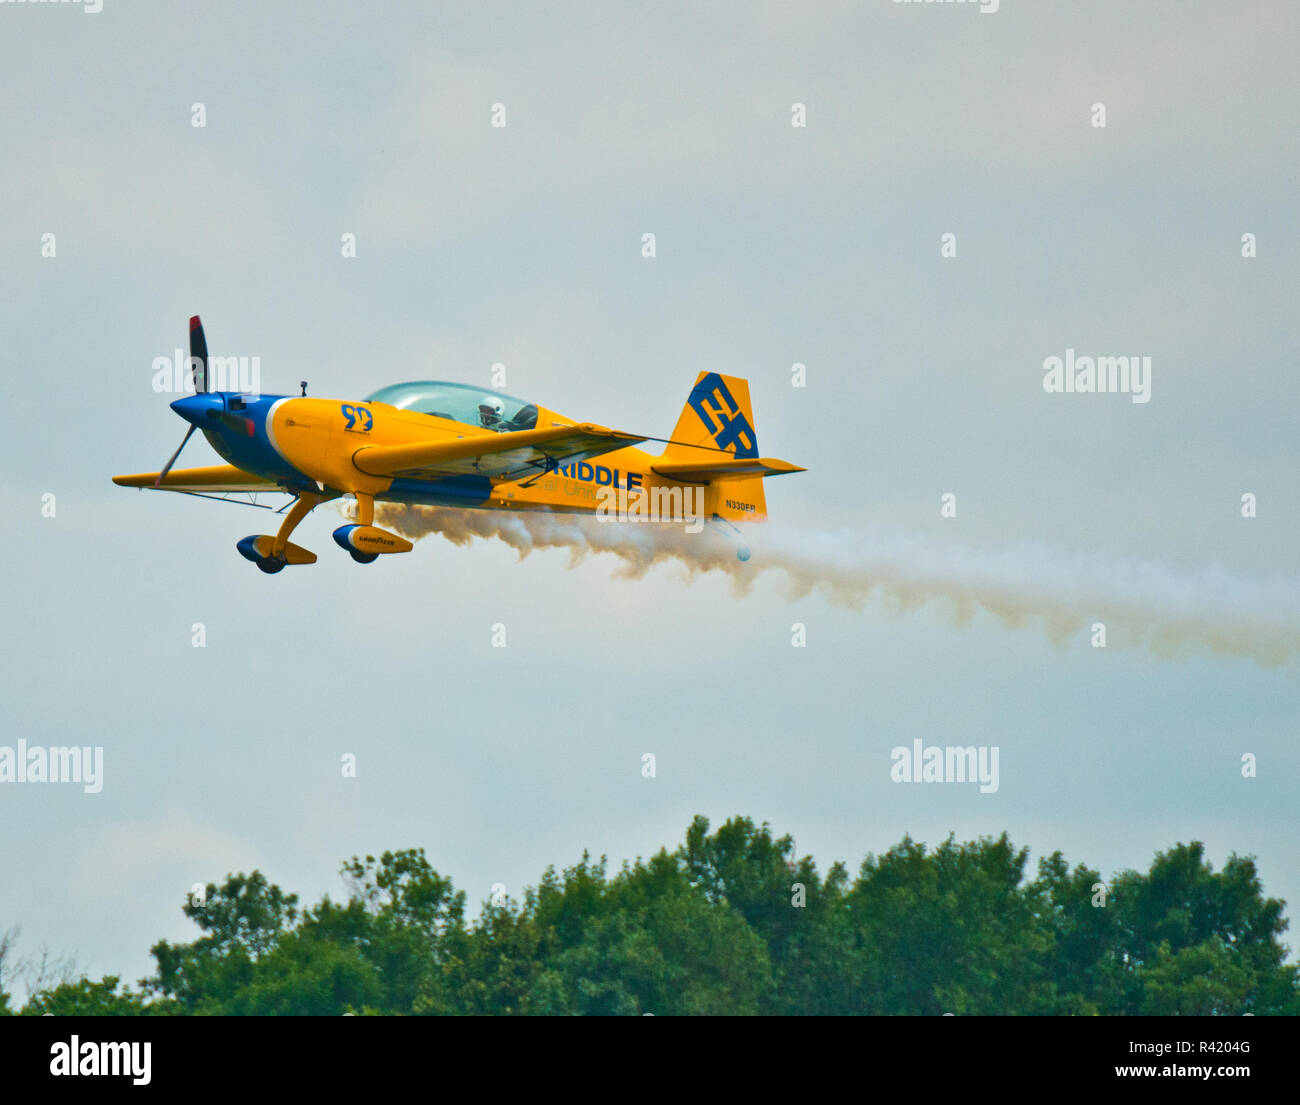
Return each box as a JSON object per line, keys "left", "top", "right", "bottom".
{"left": 846, "top": 832, "right": 1060, "bottom": 1015}
{"left": 519, "top": 849, "right": 773, "bottom": 1015}
{"left": 145, "top": 870, "right": 300, "bottom": 1014}
{"left": 21, "top": 976, "right": 155, "bottom": 1016}
{"left": 1109, "top": 843, "right": 1300, "bottom": 1015}
{"left": 1141, "top": 937, "right": 1254, "bottom": 1016}
{"left": 11, "top": 820, "right": 1298, "bottom": 1015}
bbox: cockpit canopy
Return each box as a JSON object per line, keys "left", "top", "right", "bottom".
{"left": 364, "top": 381, "right": 539, "bottom": 432}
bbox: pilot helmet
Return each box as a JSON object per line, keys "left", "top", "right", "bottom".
{"left": 479, "top": 396, "right": 505, "bottom": 427}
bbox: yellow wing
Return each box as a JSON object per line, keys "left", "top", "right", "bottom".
{"left": 351, "top": 423, "right": 647, "bottom": 480}
{"left": 112, "top": 465, "right": 279, "bottom": 491}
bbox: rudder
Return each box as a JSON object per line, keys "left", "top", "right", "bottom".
{"left": 666, "top": 372, "right": 766, "bottom": 521}
{"left": 667, "top": 372, "right": 759, "bottom": 460}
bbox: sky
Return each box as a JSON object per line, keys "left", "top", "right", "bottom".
{"left": 1, "top": 0, "right": 1298, "bottom": 995}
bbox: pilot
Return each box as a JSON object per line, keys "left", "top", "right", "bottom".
{"left": 478, "top": 396, "right": 505, "bottom": 431}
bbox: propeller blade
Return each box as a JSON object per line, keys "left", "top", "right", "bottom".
{"left": 154, "top": 424, "right": 197, "bottom": 487}
{"left": 205, "top": 409, "right": 255, "bottom": 436}
{"left": 189, "top": 315, "right": 209, "bottom": 394}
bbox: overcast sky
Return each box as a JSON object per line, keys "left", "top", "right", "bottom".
{"left": 2, "top": 0, "right": 1298, "bottom": 993}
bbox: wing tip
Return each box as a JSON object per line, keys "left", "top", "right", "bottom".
{"left": 112, "top": 464, "right": 274, "bottom": 491}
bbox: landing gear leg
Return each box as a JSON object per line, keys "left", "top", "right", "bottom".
{"left": 237, "top": 491, "right": 323, "bottom": 572}
{"left": 272, "top": 491, "right": 324, "bottom": 559}
{"left": 346, "top": 492, "right": 379, "bottom": 563}
{"left": 333, "top": 492, "right": 412, "bottom": 564}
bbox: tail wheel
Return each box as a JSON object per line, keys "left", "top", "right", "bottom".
{"left": 350, "top": 550, "right": 378, "bottom": 564}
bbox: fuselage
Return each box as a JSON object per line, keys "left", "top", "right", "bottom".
{"left": 172, "top": 388, "right": 765, "bottom": 523}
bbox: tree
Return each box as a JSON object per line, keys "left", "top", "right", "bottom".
{"left": 520, "top": 848, "right": 772, "bottom": 1015}
{"left": 1030, "top": 852, "right": 1123, "bottom": 1014}
{"left": 22, "top": 976, "right": 152, "bottom": 1016}
{"left": 146, "top": 871, "right": 300, "bottom": 1014}
{"left": 1141, "top": 937, "right": 1254, "bottom": 1016}
{"left": 1110, "top": 843, "right": 1299, "bottom": 1015}
{"left": 9, "top": 821, "right": 1295, "bottom": 1016}
{"left": 854, "top": 834, "right": 1048, "bottom": 1013}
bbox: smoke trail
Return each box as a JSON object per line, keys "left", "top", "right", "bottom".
{"left": 364, "top": 503, "right": 1300, "bottom": 665}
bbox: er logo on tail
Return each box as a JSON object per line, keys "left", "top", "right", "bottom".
{"left": 685, "top": 373, "right": 759, "bottom": 458}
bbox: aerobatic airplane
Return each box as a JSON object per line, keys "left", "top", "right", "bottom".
{"left": 113, "top": 316, "right": 805, "bottom": 573}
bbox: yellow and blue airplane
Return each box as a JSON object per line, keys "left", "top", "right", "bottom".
{"left": 114, "top": 316, "right": 805, "bottom": 573}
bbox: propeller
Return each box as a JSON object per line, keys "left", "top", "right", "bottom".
{"left": 189, "top": 314, "right": 208, "bottom": 393}
{"left": 154, "top": 424, "right": 196, "bottom": 487}
{"left": 154, "top": 314, "right": 212, "bottom": 486}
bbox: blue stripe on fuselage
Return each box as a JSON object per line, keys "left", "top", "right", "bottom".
{"left": 386, "top": 475, "right": 493, "bottom": 507}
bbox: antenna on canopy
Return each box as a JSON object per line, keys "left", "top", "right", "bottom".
{"left": 300, "top": 381, "right": 308, "bottom": 396}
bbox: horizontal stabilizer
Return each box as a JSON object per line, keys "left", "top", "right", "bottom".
{"left": 112, "top": 464, "right": 278, "bottom": 491}
{"left": 650, "top": 457, "right": 806, "bottom": 483}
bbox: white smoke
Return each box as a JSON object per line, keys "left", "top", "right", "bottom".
{"left": 363, "top": 502, "right": 1300, "bottom": 666}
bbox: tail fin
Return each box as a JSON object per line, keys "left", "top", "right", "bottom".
{"left": 666, "top": 372, "right": 760, "bottom": 460}
{"left": 663, "top": 372, "right": 801, "bottom": 523}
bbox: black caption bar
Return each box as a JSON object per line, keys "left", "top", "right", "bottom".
{"left": 0, "top": 1014, "right": 1290, "bottom": 1091}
